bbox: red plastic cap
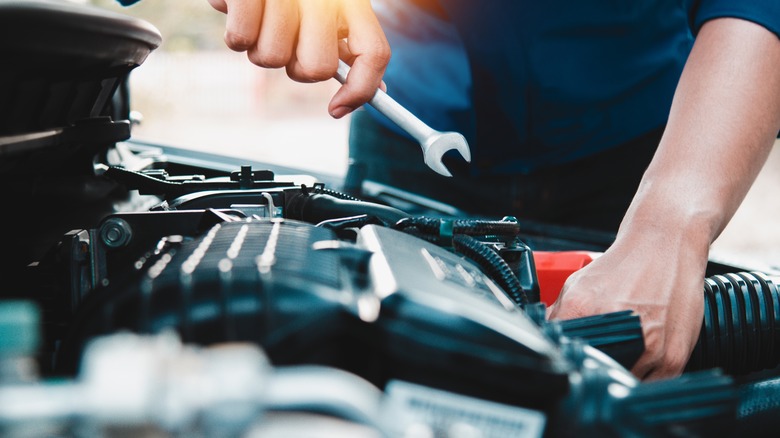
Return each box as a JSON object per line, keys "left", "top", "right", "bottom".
{"left": 533, "top": 251, "right": 596, "bottom": 305}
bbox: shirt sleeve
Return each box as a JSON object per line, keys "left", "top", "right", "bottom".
{"left": 686, "top": 0, "right": 780, "bottom": 38}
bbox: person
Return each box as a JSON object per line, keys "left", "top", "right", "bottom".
{"left": 204, "top": 0, "right": 780, "bottom": 380}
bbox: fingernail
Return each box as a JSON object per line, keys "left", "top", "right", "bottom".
{"left": 330, "top": 106, "right": 353, "bottom": 119}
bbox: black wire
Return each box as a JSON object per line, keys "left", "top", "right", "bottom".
{"left": 452, "top": 234, "right": 528, "bottom": 307}
{"left": 393, "top": 216, "right": 520, "bottom": 237}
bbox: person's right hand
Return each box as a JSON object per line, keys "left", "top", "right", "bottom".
{"left": 206, "top": 0, "right": 391, "bottom": 119}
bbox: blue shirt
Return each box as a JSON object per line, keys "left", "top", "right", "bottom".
{"left": 371, "top": 0, "right": 780, "bottom": 174}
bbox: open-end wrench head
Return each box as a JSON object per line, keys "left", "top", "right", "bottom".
{"left": 422, "top": 132, "right": 472, "bottom": 177}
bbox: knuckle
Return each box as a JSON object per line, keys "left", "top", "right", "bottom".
{"left": 638, "top": 333, "right": 688, "bottom": 379}
{"left": 641, "top": 330, "right": 663, "bottom": 362}
{"left": 380, "top": 44, "right": 392, "bottom": 63}
{"left": 665, "top": 355, "right": 687, "bottom": 375}
{"left": 661, "top": 345, "right": 689, "bottom": 375}
{"left": 560, "top": 274, "right": 579, "bottom": 292}
{"left": 555, "top": 294, "right": 591, "bottom": 320}
{"left": 294, "top": 60, "right": 337, "bottom": 82}
{"left": 373, "top": 41, "right": 392, "bottom": 64}
{"left": 224, "top": 31, "right": 254, "bottom": 51}
{"left": 248, "top": 50, "right": 290, "bottom": 69}
{"left": 366, "top": 42, "right": 391, "bottom": 69}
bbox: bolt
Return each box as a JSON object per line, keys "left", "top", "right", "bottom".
{"left": 100, "top": 218, "right": 133, "bottom": 249}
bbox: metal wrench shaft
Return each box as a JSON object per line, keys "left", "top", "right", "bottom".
{"left": 334, "top": 60, "right": 471, "bottom": 177}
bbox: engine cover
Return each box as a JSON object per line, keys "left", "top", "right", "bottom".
{"left": 61, "top": 218, "right": 571, "bottom": 409}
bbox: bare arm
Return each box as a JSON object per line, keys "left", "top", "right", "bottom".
{"left": 549, "top": 18, "right": 780, "bottom": 379}
{"left": 207, "top": 0, "right": 391, "bottom": 119}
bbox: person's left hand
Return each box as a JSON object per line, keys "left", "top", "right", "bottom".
{"left": 547, "top": 225, "right": 706, "bottom": 380}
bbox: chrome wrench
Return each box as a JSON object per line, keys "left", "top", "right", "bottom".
{"left": 335, "top": 60, "right": 471, "bottom": 177}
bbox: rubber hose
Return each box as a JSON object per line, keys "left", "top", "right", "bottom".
{"left": 686, "top": 272, "right": 780, "bottom": 375}
{"left": 286, "top": 192, "right": 409, "bottom": 226}
{"left": 313, "top": 186, "right": 362, "bottom": 201}
{"left": 452, "top": 234, "right": 528, "bottom": 307}
{"left": 393, "top": 217, "right": 520, "bottom": 237}
{"left": 736, "top": 377, "right": 780, "bottom": 435}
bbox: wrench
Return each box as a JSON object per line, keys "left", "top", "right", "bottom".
{"left": 335, "top": 60, "right": 471, "bottom": 177}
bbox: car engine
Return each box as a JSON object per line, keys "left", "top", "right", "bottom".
{"left": 1, "top": 2, "right": 780, "bottom": 437}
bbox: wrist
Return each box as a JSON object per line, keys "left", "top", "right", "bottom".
{"left": 615, "top": 177, "right": 721, "bottom": 254}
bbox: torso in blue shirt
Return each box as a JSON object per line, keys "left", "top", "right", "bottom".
{"left": 372, "top": 0, "right": 694, "bottom": 174}
{"left": 115, "top": 0, "right": 779, "bottom": 174}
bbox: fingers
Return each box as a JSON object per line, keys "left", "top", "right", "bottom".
{"left": 547, "top": 275, "right": 599, "bottom": 321}
{"left": 286, "top": 0, "right": 339, "bottom": 82}
{"left": 337, "top": 39, "right": 389, "bottom": 92}
{"left": 630, "top": 308, "right": 699, "bottom": 380}
{"left": 207, "top": 0, "right": 227, "bottom": 14}
{"left": 223, "top": 0, "right": 264, "bottom": 52}
{"left": 632, "top": 342, "right": 691, "bottom": 381}
{"left": 629, "top": 319, "right": 664, "bottom": 380}
{"left": 329, "top": 1, "right": 390, "bottom": 117}
{"left": 248, "top": 0, "right": 298, "bottom": 68}
{"left": 211, "top": 0, "right": 390, "bottom": 118}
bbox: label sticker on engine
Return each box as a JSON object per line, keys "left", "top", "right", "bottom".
{"left": 384, "top": 380, "right": 546, "bottom": 438}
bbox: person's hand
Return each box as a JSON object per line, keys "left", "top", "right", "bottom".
{"left": 547, "top": 224, "right": 706, "bottom": 380}
{"left": 206, "top": 0, "right": 391, "bottom": 118}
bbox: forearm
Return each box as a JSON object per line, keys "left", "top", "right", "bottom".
{"left": 621, "top": 18, "right": 780, "bottom": 245}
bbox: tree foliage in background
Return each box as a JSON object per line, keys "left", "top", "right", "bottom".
{"left": 89, "top": 0, "right": 227, "bottom": 51}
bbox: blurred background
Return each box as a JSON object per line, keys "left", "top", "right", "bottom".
{"left": 89, "top": 0, "right": 779, "bottom": 271}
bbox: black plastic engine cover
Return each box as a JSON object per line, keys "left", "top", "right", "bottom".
{"left": 60, "top": 220, "right": 358, "bottom": 369}
{"left": 60, "top": 219, "right": 571, "bottom": 410}
{"left": 357, "top": 224, "right": 571, "bottom": 406}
